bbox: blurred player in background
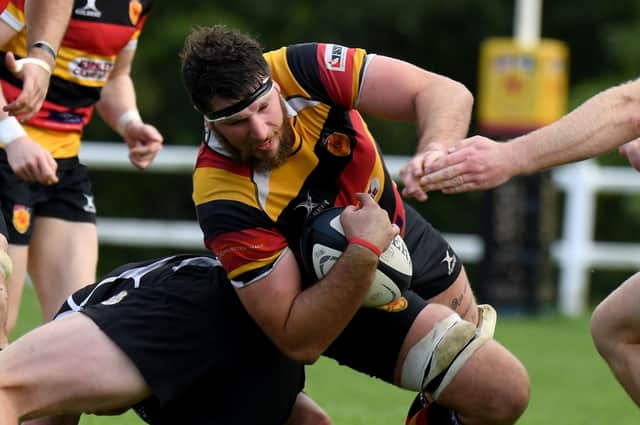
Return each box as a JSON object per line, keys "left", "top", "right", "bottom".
{"left": 417, "top": 77, "right": 640, "bottom": 406}
{"left": 0, "top": 0, "right": 73, "bottom": 349}
{"left": 0, "top": 0, "right": 163, "bottom": 343}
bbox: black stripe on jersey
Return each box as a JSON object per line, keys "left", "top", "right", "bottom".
{"left": 286, "top": 43, "right": 333, "bottom": 105}
{"left": 45, "top": 75, "right": 102, "bottom": 108}
{"left": 197, "top": 200, "right": 274, "bottom": 241}
{"left": 275, "top": 108, "right": 355, "bottom": 245}
{"left": 379, "top": 159, "right": 403, "bottom": 229}
{"left": 72, "top": 0, "right": 153, "bottom": 25}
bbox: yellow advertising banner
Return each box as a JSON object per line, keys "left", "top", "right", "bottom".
{"left": 477, "top": 37, "right": 568, "bottom": 136}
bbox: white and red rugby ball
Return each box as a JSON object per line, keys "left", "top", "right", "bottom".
{"left": 300, "top": 207, "right": 412, "bottom": 307}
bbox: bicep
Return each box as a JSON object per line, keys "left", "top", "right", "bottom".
{"left": 234, "top": 249, "right": 303, "bottom": 341}
{"left": 357, "top": 54, "right": 435, "bottom": 121}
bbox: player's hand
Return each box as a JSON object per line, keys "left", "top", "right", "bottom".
{"left": 399, "top": 144, "right": 448, "bottom": 202}
{"left": 619, "top": 138, "right": 640, "bottom": 171}
{"left": 5, "top": 136, "right": 58, "bottom": 184}
{"left": 2, "top": 52, "right": 52, "bottom": 121}
{"left": 340, "top": 193, "right": 399, "bottom": 253}
{"left": 124, "top": 121, "right": 164, "bottom": 169}
{"left": 419, "top": 136, "right": 518, "bottom": 193}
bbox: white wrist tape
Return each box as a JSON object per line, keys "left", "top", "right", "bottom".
{"left": 14, "top": 57, "right": 52, "bottom": 74}
{"left": 116, "top": 110, "right": 142, "bottom": 136}
{"left": 0, "top": 116, "right": 27, "bottom": 146}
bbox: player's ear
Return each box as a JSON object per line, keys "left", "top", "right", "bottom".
{"left": 273, "top": 81, "right": 282, "bottom": 93}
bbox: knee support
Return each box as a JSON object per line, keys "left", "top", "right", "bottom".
{"left": 0, "top": 251, "right": 11, "bottom": 279}
{"left": 400, "top": 304, "right": 497, "bottom": 400}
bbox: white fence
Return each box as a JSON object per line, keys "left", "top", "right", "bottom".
{"left": 81, "top": 142, "right": 640, "bottom": 316}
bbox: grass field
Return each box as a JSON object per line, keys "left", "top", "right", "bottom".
{"left": 14, "top": 286, "right": 639, "bottom": 424}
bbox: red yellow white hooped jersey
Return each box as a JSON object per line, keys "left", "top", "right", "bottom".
{"left": 0, "top": 0, "right": 152, "bottom": 158}
{"left": 193, "top": 43, "right": 406, "bottom": 288}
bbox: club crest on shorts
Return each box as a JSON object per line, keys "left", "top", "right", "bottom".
{"left": 101, "top": 290, "right": 128, "bottom": 306}
{"left": 12, "top": 205, "right": 31, "bottom": 234}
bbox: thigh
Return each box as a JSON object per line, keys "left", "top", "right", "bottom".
{"left": 593, "top": 272, "right": 640, "bottom": 337}
{"left": 404, "top": 204, "right": 463, "bottom": 299}
{"left": 29, "top": 217, "right": 98, "bottom": 320}
{"left": 403, "top": 204, "right": 477, "bottom": 322}
{"left": 428, "top": 266, "right": 478, "bottom": 324}
{"left": 284, "top": 393, "right": 329, "bottom": 425}
{"left": 323, "top": 290, "right": 427, "bottom": 383}
{"left": 0, "top": 312, "right": 149, "bottom": 420}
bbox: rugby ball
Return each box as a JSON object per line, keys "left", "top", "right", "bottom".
{"left": 299, "top": 207, "right": 412, "bottom": 307}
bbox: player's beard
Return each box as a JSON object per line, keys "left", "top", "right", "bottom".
{"left": 214, "top": 100, "right": 295, "bottom": 171}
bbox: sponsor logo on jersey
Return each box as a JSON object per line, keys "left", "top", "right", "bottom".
{"left": 129, "top": 0, "right": 143, "bottom": 25}
{"left": 324, "top": 44, "right": 347, "bottom": 72}
{"left": 377, "top": 296, "right": 408, "bottom": 312}
{"left": 12, "top": 205, "right": 31, "bottom": 234}
{"left": 294, "top": 192, "right": 330, "bottom": 220}
{"left": 324, "top": 132, "right": 351, "bottom": 156}
{"left": 70, "top": 58, "right": 114, "bottom": 81}
{"left": 101, "top": 290, "right": 128, "bottom": 305}
{"left": 74, "top": 0, "right": 102, "bottom": 18}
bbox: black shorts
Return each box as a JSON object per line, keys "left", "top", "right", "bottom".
{"left": 404, "top": 203, "right": 462, "bottom": 299}
{"left": 323, "top": 204, "right": 462, "bottom": 383}
{"left": 56, "top": 254, "right": 304, "bottom": 425}
{"left": 0, "top": 151, "right": 96, "bottom": 245}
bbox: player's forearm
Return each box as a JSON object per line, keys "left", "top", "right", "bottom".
{"left": 511, "top": 79, "right": 640, "bottom": 174}
{"left": 25, "top": 0, "right": 73, "bottom": 51}
{"left": 415, "top": 77, "right": 473, "bottom": 152}
{"left": 282, "top": 247, "right": 378, "bottom": 363}
{"left": 96, "top": 74, "right": 140, "bottom": 134}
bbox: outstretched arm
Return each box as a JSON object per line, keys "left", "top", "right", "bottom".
{"left": 3, "top": 0, "right": 74, "bottom": 119}
{"left": 420, "top": 78, "right": 640, "bottom": 193}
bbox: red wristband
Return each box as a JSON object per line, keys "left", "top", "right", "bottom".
{"left": 348, "top": 237, "right": 382, "bottom": 258}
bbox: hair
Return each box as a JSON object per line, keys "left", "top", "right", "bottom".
{"left": 180, "top": 25, "right": 270, "bottom": 114}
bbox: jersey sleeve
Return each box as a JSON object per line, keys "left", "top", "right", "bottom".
{"left": 267, "top": 43, "right": 372, "bottom": 110}
{"left": 193, "top": 145, "right": 289, "bottom": 287}
{"left": 0, "top": 0, "right": 25, "bottom": 32}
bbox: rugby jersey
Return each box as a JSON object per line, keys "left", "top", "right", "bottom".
{"left": 193, "top": 43, "right": 406, "bottom": 288}
{"left": 0, "top": 0, "right": 152, "bottom": 157}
